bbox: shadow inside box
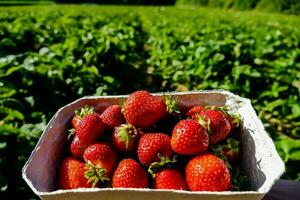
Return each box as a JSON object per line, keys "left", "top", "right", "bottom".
{"left": 263, "top": 179, "right": 300, "bottom": 200}
{"left": 241, "top": 127, "right": 266, "bottom": 190}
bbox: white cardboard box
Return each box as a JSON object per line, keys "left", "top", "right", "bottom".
{"left": 22, "top": 90, "right": 285, "bottom": 200}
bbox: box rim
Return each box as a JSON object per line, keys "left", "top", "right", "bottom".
{"left": 22, "top": 89, "right": 284, "bottom": 197}
{"left": 38, "top": 188, "right": 265, "bottom": 196}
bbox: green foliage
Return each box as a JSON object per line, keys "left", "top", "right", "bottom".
{"left": 256, "top": 0, "right": 300, "bottom": 15}
{"left": 178, "top": 0, "right": 300, "bottom": 14}
{"left": 233, "top": 0, "right": 259, "bottom": 10}
{"left": 0, "top": 5, "right": 300, "bottom": 198}
{"left": 176, "top": 0, "right": 209, "bottom": 6}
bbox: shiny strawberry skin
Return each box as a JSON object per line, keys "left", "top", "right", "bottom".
{"left": 83, "top": 142, "right": 117, "bottom": 176}
{"left": 76, "top": 113, "right": 105, "bottom": 145}
{"left": 112, "top": 158, "right": 148, "bottom": 188}
{"left": 185, "top": 153, "right": 231, "bottom": 191}
{"left": 100, "top": 105, "right": 124, "bottom": 130}
{"left": 58, "top": 157, "right": 92, "bottom": 189}
{"left": 186, "top": 106, "right": 205, "bottom": 119}
{"left": 171, "top": 119, "right": 209, "bottom": 155}
{"left": 124, "top": 91, "right": 166, "bottom": 128}
{"left": 200, "top": 109, "right": 231, "bottom": 144}
{"left": 137, "top": 133, "right": 172, "bottom": 166}
{"left": 154, "top": 169, "right": 188, "bottom": 190}
{"left": 70, "top": 136, "right": 89, "bottom": 159}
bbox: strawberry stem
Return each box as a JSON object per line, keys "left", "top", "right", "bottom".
{"left": 164, "top": 95, "right": 180, "bottom": 114}
{"left": 75, "top": 105, "right": 94, "bottom": 119}
{"left": 148, "top": 154, "right": 177, "bottom": 177}
{"left": 120, "top": 98, "right": 126, "bottom": 113}
{"left": 196, "top": 114, "right": 211, "bottom": 134}
{"left": 116, "top": 124, "right": 137, "bottom": 149}
{"left": 67, "top": 128, "right": 76, "bottom": 140}
{"left": 84, "top": 160, "right": 110, "bottom": 187}
{"left": 204, "top": 105, "right": 242, "bottom": 129}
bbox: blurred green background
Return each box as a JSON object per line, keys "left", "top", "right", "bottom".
{"left": 0, "top": 0, "right": 300, "bottom": 199}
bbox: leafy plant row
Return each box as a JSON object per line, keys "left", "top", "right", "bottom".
{"left": 0, "top": 5, "right": 299, "bottom": 199}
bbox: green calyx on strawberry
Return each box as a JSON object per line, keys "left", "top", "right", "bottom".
{"left": 148, "top": 154, "right": 177, "bottom": 177}
{"left": 211, "top": 138, "right": 240, "bottom": 165}
{"left": 198, "top": 108, "right": 231, "bottom": 144}
{"left": 84, "top": 160, "right": 110, "bottom": 187}
{"left": 137, "top": 133, "right": 173, "bottom": 166}
{"left": 76, "top": 113, "right": 105, "bottom": 145}
{"left": 203, "top": 105, "right": 242, "bottom": 131}
{"left": 58, "top": 157, "right": 93, "bottom": 189}
{"left": 194, "top": 113, "right": 211, "bottom": 132}
{"left": 112, "top": 124, "right": 140, "bottom": 152}
{"left": 186, "top": 105, "right": 205, "bottom": 119}
{"left": 164, "top": 95, "right": 180, "bottom": 114}
{"left": 72, "top": 106, "right": 95, "bottom": 128}
{"left": 83, "top": 142, "right": 117, "bottom": 186}
{"left": 187, "top": 105, "right": 242, "bottom": 132}
{"left": 225, "top": 112, "right": 241, "bottom": 131}
{"left": 68, "top": 105, "right": 95, "bottom": 139}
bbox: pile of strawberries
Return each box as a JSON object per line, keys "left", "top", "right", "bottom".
{"left": 58, "top": 90, "right": 242, "bottom": 191}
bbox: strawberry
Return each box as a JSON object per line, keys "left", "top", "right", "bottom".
{"left": 58, "top": 157, "right": 93, "bottom": 189}
{"left": 83, "top": 142, "right": 117, "bottom": 186}
{"left": 153, "top": 169, "right": 188, "bottom": 190}
{"left": 224, "top": 112, "right": 241, "bottom": 132}
{"left": 137, "top": 133, "right": 172, "bottom": 166}
{"left": 124, "top": 90, "right": 166, "bottom": 128}
{"left": 199, "top": 108, "right": 231, "bottom": 144}
{"left": 112, "top": 124, "right": 140, "bottom": 152}
{"left": 185, "top": 153, "right": 231, "bottom": 191}
{"left": 71, "top": 106, "right": 95, "bottom": 129}
{"left": 212, "top": 138, "right": 240, "bottom": 163}
{"left": 83, "top": 142, "right": 117, "bottom": 175}
{"left": 70, "top": 135, "right": 89, "bottom": 159}
{"left": 76, "top": 113, "right": 104, "bottom": 145}
{"left": 112, "top": 158, "right": 148, "bottom": 188}
{"left": 100, "top": 105, "right": 124, "bottom": 130}
{"left": 170, "top": 119, "right": 209, "bottom": 155}
{"left": 186, "top": 105, "right": 205, "bottom": 119}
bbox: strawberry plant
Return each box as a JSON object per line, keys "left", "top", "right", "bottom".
{"left": 0, "top": 5, "right": 299, "bottom": 199}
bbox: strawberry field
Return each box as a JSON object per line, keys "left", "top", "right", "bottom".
{"left": 0, "top": 5, "right": 300, "bottom": 199}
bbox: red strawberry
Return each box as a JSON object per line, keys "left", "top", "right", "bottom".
{"left": 72, "top": 116, "right": 80, "bottom": 129}
{"left": 137, "top": 133, "right": 172, "bottom": 166}
{"left": 200, "top": 109, "right": 231, "bottom": 144}
{"left": 213, "top": 138, "right": 240, "bottom": 163}
{"left": 124, "top": 90, "right": 166, "bottom": 128}
{"left": 83, "top": 142, "right": 117, "bottom": 176}
{"left": 71, "top": 106, "right": 95, "bottom": 129}
{"left": 112, "top": 158, "right": 148, "bottom": 188}
{"left": 112, "top": 124, "right": 140, "bottom": 152}
{"left": 70, "top": 136, "right": 89, "bottom": 159}
{"left": 224, "top": 113, "right": 241, "bottom": 132}
{"left": 185, "top": 153, "right": 231, "bottom": 191}
{"left": 186, "top": 105, "right": 205, "bottom": 119}
{"left": 100, "top": 105, "right": 124, "bottom": 130}
{"left": 170, "top": 119, "right": 209, "bottom": 155}
{"left": 76, "top": 113, "right": 104, "bottom": 145}
{"left": 153, "top": 169, "right": 188, "bottom": 190}
{"left": 58, "top": 157, "right": 93, "bottom": 189}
